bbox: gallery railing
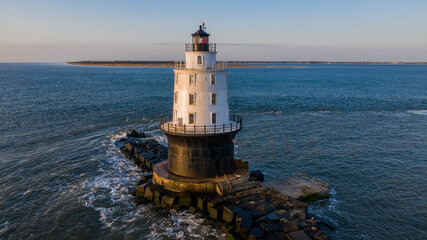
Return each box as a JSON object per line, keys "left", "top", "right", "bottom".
{"left": 174, "top": 61, "right": 227, "bottom": 70}
{"left": 160, "top": 114, "right": 242, "bottom": 135}
{"left": 185, "top": 43, "right": 216, "bottom": 52}
{"left": 295, "top": 171, "right": 329, "bottom": 190}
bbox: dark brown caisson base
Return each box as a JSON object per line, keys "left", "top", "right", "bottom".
{"left": 165, "top": 131, "right": 238, "bottom": 178}
{"left": 153, "top": 159, "right": 249, "bottom": 193}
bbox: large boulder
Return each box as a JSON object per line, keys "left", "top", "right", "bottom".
{"left": 208, "top": 205, "right": 223, "bottom": 220}
{"left": 297, "top": 220, "right": 316, "bottom": 229}
{"left": 283, "top": 221, "right": 299, "bottom": 233}
{"left": 288, "top": 208, "right": 306, "bottom": 221}
{"left": 153, "top": 189, "right": 164, "bottom": 206}
{"left": 237, "top": 210, "right": 252, "bottom": 218}
{"left": 197, "top": 196, "right": 208, "bottom": 211}
{"left": 249, "top": 227, "right": 265, "bottom": 240}
{"left": 266, "top": 232, "right": 287, "bottom": 240}
{"left": 260, "top": 223, "right": 282, "bottom": 232}
{"left": 235, "top": 216, "right": 253, "bottom": 238}
{"left": 304, "top": 228, "right": 330, "bottom": 240}
{"left": 189, "top": 206, "right": 198, "bottom": 214}
{"left": 144, "top": 185, "right": 154, "bottom": 201}
{"left": 266, "top": 213, "right": 279, "bottom": 223}
{"left": 249, "top": 170, "right": 265, "bottom": 182}
{"left": 125, "top": 142, "right": 133, "bottom": 151}
{"left": 135, "top": 183, "right": 148, "bottom": 197}
{"left": 178, "top": 193, "right": 192, "bottom": 207}
{"left": 131, "top": 196, "right": 150, "bottom": 205}
{"left": 286, "top": 230, "right": 312, "bottom": 240}
{"left": 127, "top": 130, "right": 146, "bottom": 138}
{"left": 223, "top": 205, "right": 242, "bottom": 223}
{"left": 161, "top": 195, "right": 176, "bottom": 209}
{"left": 141, "top": 172, "right": 153, "bottom": 182}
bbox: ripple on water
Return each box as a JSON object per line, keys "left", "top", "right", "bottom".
{"left": 0, "top": 220, "right": 9, "bottom": 234}
{"left": 407, "top": 110, "right": 427, "bottom": 116}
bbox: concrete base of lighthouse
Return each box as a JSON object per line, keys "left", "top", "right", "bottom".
{"left": 165, "top": 131, "right": 239, "bottom": 178}
{"left": 153, "top": 159, "right": 249, "bottom": 194}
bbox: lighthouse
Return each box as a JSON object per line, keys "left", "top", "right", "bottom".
{"left": 154, "top": 24, "right": 246, "bottom": 193}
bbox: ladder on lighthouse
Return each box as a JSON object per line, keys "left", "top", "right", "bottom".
{"left": 216, "top": 174, "right": 233, "bottom": 195}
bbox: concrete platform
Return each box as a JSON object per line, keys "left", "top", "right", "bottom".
{"left": 153, "top": 159, "right": 249, "bottom": 193}
{"left": 262, "top": 176, "right": 330, "bottom": 201}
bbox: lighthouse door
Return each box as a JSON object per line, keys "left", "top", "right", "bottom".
{"left": 178, "top": 117, "right": 183, "bottom": 126}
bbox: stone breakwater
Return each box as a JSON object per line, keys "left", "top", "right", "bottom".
{"left": 116, "top": 131, "right": 330, "bottom": 240}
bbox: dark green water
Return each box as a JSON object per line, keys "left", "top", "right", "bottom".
{"left": 0, "top": 63, "right": 426, "bottom": 239}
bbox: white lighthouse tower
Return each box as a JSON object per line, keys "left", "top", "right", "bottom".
{"left": 172, "top": 25, "right": 229, "bottom": 128}
{"left": 155, "top": 24, "right": 245, "bottom": 193}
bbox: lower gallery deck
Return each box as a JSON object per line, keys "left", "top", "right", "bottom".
{"left": 153, "top": 159, "right": 249, "bottom": 193}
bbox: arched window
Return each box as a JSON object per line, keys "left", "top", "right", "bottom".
{"left": 197, "top": 56, "right": 202, "bottom": 64}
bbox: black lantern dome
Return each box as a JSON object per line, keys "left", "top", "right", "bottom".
{"left": 191, "top": 25, "right": 210, "bottom": 51}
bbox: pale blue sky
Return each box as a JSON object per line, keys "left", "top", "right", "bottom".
{"left": 1, "top": 0, "right": 427, "bottom": 62}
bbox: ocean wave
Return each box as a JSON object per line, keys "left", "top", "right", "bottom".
{"left": 137, "top": 122, "right": 168, "bottom": 146}
{"left": 77, "top": 130, "right": 143, "bottom": 231}
{"left": 75, "top": 126, "right": 222, "bottom": 238}
{"left": 146, "top": 210, "right": 225, "bottom": 239}
{"left": 307, "top": 188, "right": 344, "bottom": 230}
{"left": 407, "top": 110, "right": 427, "bottom": 116}
{"left": 317, "top": 110, "right": 331, "bottom": 114}
{"left": 106, "top": 131, "right": 128, "bottom": 144}
{"left": 263, "top": 110, "right": 283, "bottom": 115}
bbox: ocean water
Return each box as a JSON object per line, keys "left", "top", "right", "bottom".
{"left": 0, "top": 63, "right": 426, "bottom": 239}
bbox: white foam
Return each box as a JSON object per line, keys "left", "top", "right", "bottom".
{"left": 408, "top": 110, "right": 427, "bottom": 116}
{"left": 107, "top": 131, "right": 128, "bottom": 143}
{"left": 76, "top": 130, "right": 144, "bottom": 230}
{"left": 307, "top": 188, "right": 346, "bottom": 229}
{"left": 146, "top": 210, "right": 225, "bottom": 239}
{"left": 137, "top": 122, "right": 169, "bottom": 147}
{"left": 263, "top": 110, "right": 283, "bottom": 114}
{"left": 73, "top": 126, "right": 221, "bottom": 238}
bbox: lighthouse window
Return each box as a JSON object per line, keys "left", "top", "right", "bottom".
{"left": 189, "top": 93, "right": 195, "bottom": 105}
{"left": 197, "top": 56, "right": 202, "bottom": 65}
{"left": 189, "top": 113, "right": 195, "bottom": 124}
{"left": 211, "top": 93, "right": 217, "bottom": 105}
{"left": 189, "top": 75, "right": 195, "bottom": 85}
{"left": 211, "top": 74, "right": 216, "bottom": 85}
{"left": 212, "top": 113, "right": 217, "bottom": 124}
{"left": 174, "top": 92, "right": 178, "bottom": 104}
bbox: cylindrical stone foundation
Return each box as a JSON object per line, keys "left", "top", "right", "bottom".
{"left": 165, "top": 132, "right": 238, "bottom": 178}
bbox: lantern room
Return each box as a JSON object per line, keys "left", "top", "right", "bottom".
{"left": 189, "top": 25, "right": 211, "bottom": 51}
{"left": 192, "top": 25, "right": 209, "bottom": 43}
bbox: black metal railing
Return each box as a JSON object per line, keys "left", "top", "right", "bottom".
{"left": 160, "top": 114, "right": 242, "bottom": 135}
{"left": 185, "top": 43, "right": 216, "bottom": 52}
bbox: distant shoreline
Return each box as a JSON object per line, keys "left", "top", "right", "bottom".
{"left": 66, "top": 61, "right": 427, "bottom": 68}
{"left": 66, "top": 61, "right": 303, "bottom": 68}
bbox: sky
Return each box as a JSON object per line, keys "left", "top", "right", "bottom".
{"left": 1, "top": 0, "right": 427, "bottom": 62}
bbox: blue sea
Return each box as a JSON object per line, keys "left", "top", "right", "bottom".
{"left": 0, "top": 63, "right": 426, "bottom": 239}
